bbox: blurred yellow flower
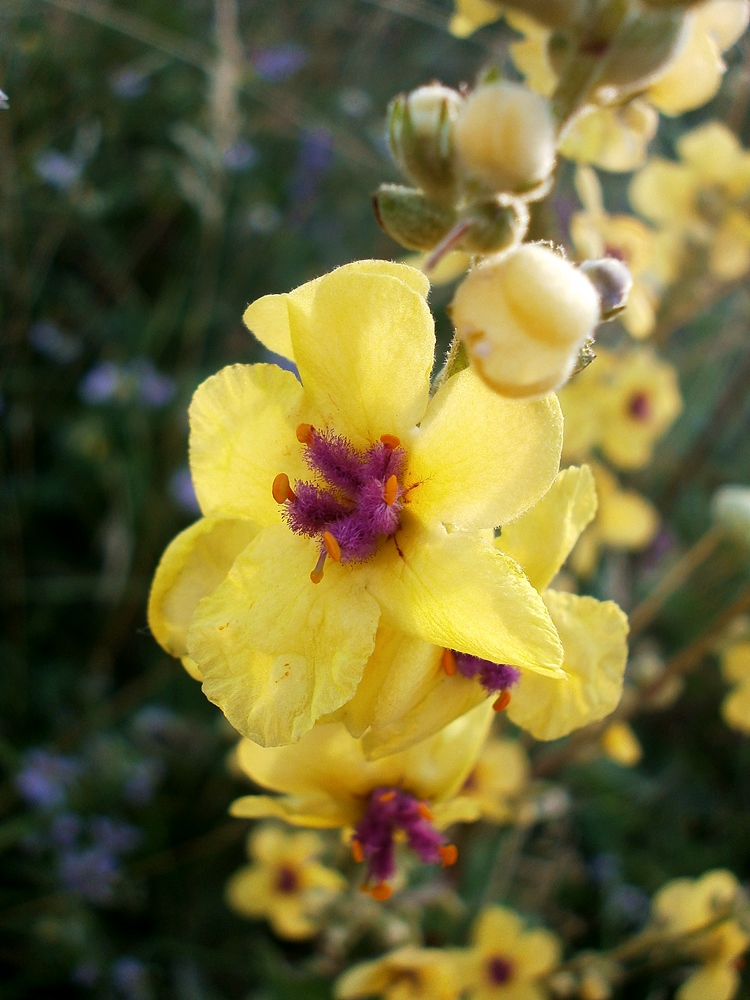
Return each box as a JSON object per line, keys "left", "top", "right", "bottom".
{"left": 336, "top": 946, "right": 465, "bottom": 1000}
{"left": 463, "top": 905, "right": 561, "bottom": 999}
{"left": 560, "top": 100, "right": 659, "bottom": 174}
{"left": 148, "top": 260, "right": 565, "bottom": 747}
{"left": 720, "top": 641, "right": 750, "bottom": 734}
{"left": 225, "top": 823, "right": 345, "bottom": 939}
{"left": 230, "top": 703, "right": 494, "bottom": 897}
{"left": 601, "top": 721, "right": 642, "bottom": 766}
{"left": 631, "top": 121, "right": 750, "bottom": 284}
{"left": 570, "top": 462, "right": 659, "bottom": 578}
{"left": 652, "top": 869, "right": 749, "bottom": 1000}
{"left": 571, "top": 166, "right": 661, "bottom": 338}
{"left": 460, "top": 737, "right": 530, "bottom": 823}
{"left": 560, "top": 347, "right": 682, "bottom": 471}
{"left": 449, "top": 0, "right": 502, "bottom": 39}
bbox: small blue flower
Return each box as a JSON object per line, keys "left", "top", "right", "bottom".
{"left": 79, "top": 362, "right": 121, "bottom": 404}
{"left": 16, "top": 749, "right": 82, "bottom": 811}
{"left": 29, "top": 320, "right": 82, "bottom": 364}
{"left": 90, "top": 817, "right": 142, "bottom": 855}
{"left": 34, "top": 150, "right": 82, "bottom": 190}
{"left": 250, "top": 43, "right": 307, "bottom": 82}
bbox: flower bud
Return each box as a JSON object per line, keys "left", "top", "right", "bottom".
{"left": 451, "top": 243, "right": 601, "bottom": 398}
{"left": 460, "top": 196, "right": 529, "bottom": 254}
{"left": 387, "top": 84, "right": 463, "bottom": 202}
{"left": 454, "top": 81, "right": 556, "bottom": 195}
{"left": 579, "top": 257, "right": 633, "bottom": 320}
{"left": 594, "top": 9, "right": 685, "bottom": 93}
{"left": 372, "top": 184, "right": 457, "bottom": 251}
{"left": 712, "top": 486, "right": 750, "bottom": 546}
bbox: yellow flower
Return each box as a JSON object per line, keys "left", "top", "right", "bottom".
{"left": 569, "top": 462, "right": 659, "bottom": 578}
{"left": 630, "top": 121, "right": 750, "bottom": 283}
{"left": 720, "top": 641, "right": 750, "bottom": 734}
{"left": 225, "top": 823, "right": 345, "bottom": 939}
{"left": 230, "top": 703, "right": 494, "bottom": 896}
{"left": 449, "top": 0, "right": 502, "bottom": 39}
{"left": 460, "top": 737, "right": 530, "bottom": 823}
{"left": 342, "top": 465, "right": 628, "bottom": 753}
{"left": 652, "top": 870, "right": 749, "bottom": 1000}
{"left": 463, "top": 905, "right": 561, "bottom": 1000}
{"left": 560, "top": 101, "right": 659, "bottom": 174}
{"left": 335, "top": 946, "right": 465, "bottom": 1000}
{"left": 571, "top": 166, "right": 661, "bottom": 339}
{"left": 600, "top": 721, "right": 642, "bottom": 766}
{"left": 148, "top": 261, "right": 565, "bottom": 747}
{"left": 560, "top": 347, "right": 682, "bottom": 471}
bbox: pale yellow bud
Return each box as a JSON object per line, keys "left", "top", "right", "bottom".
{"left": 451, "top": 244, "right": 601, "bottom": 398}
{"left": 388, "top": 84, "right": 463, "bottom": 201}
{"left": 454, "top": 82, "right": 556, "bottom": 195}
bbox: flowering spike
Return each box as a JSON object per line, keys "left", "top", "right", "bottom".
{"left": 380, "top": 434, "right": 401, "bottom": 449}
{"left": 383, "top": 475, "right": 399, "bottom": 506}
{"left": 351, "top": 839, "right": 364, "bottom": 864}
{"left": 272, "top": 473, "right": 295, "bottom": 504}
{"left": 439, "top": 844, "right": 458, "bottom": 867}
{"left": 369, "top": 882, "right": 393, "bottom": 901}
{"left": 493, "top": 690, "right": 512, "bottom": 713}
{"left": 442, "top": 648, "right": 458, "bottom": 677}
{"left": 310, "top": 551, "right": 326, "bottom": 584}
{"left": 296, "top": 422, "right": 314, "bottom": 444}
{"left": 323, "top": 531, "right": 342, "bottom": 562}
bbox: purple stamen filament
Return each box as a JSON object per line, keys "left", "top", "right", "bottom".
{"left": 275, "top": 426, "right": 408, "bottom": 581}
{"left": 487, "top": 956, "right": 514, "bottom": 985}
{"left": 275, "top": 865, "right": 299, "bottom": 894}
{"left": 445, "top": 649, "right": 521, "bottom": 699}
{"left": 627, "top": 392, "right": 650, "bottom": 421}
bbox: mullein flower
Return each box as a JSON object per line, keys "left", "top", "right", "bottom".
{"left": 335, "top": 946, "right": 465, "bottom": 1000}
{"left": 229, "top": 703, "right": 493, "bottom": 899}
{"left": 462, "top": 905, "right": 561, "bottom": 999}
{"left": 651, "top": 870, "right": 749, "bottom": 1000}
{"left": 225, "top": 824, "right": 345, "bottom": 939}
{"left": 560, "top": 347, "right": 682, "bottom": 471}
{"left": 719, "top": 640, "right": 750, "bottom": 734}
{"left": 459, "top": 737, "right": 530, "bottom": 824}
{"left": 340, "top": 465, "right": 628, "bottom": 755}
{"left": 630, "top": 121, "right": 750, "bottom": 284}
{"left": 569, "top": 462, "right": 659, "bottom": 579}
{"left": 149, "top": 260, "right": 565, "bottom": 746}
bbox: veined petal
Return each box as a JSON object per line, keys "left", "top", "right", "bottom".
{"left": 366, "top": 522, "right": 564, "bottom": 676}
{"left": 507, "top": 591, "right": 628, "bottom": 741}
{"left": 189, "top": 364, "right": 312, "bottom": 523}
{"left": 407, "top": 368, "right": 563, "bottom": 530}
{"left": 148, "top": 517, "right": 259, "bottom": 670}
{"left": 243, "top": 260, "right": 430, "bottom": 362}
{"left": 290, "top": 268, "right": 434, "bottom": 447}
{"left": 496, "top": 466, "right": 597, "bottom": 592}
{"left": 187, "top": 525, "right": 380, "bottom": 746}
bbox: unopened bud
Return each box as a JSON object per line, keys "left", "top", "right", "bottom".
{"left": 595, "top": 9, "right": 685, "bottom": 92}
{"left": 387, "top": 84, "right": 463, "bottom": 202}
{"left": 454, "top": 81, "right": 556, "bottom": 195}
{"left": 579, "top": 257, "right": 632, "bottom": 320}
{"left": 373, "top": 185, "right": 457, "bottom": 251}
{"left": 712, "top": 486, "right": 750, "bottom": 546}
{"left": 460, "top": 196, "right": 529, "bottom": 254}
{"left": 451, "top": 243, "right": 601, "bottom": 398}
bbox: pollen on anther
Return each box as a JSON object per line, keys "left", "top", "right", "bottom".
{"left": 493, "top": 690, "right": 512, "bottom": 713}
{"left": 442, "top": 649, "right": 458, "bottom": 677}
{"left": 383, "top": 474, "right": 399, "bottom": 507}
{"left": 417, "top": 802, "right": 434, "bottom": 822}
{"left": 369, "top": 882, "right": 393, "bottom": 901}
{"left": 323, "top": 531, "right": 341, "bottom": 562}
{"left": 351, "top": 839, "right": 364, "bottom": 864}
{"left": 380, "top": 434, "right": 401, "bottom": 449}
{"left": 439, "top": 844, "right": 458, "bottom": 867}
{"left": 272, "top": 472, "right": 295, "bottom": 504}
{"left": 296, "top": 422, "right": 314, "bottom": 444}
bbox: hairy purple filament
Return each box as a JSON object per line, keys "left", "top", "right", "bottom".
{"left": 283, "top": 428, "right": 407, "bottom": 564}
{"left": 353, "top": 787, "right": 445, "bottom": 884}
{"left": 453, "top": 652, "right": 521, "bottom": 695}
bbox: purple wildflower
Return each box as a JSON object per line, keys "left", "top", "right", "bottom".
{"left": 15, "top": 749, "right": 82, "bottom": 811}
{"left": 79, "top": 362, "right": 121, "bottom": 404}
{"left": 34, "top": 150, "right": 82, "bottom": 190}
{"left": 90, "top": 817, "right": 142, "bottom": 854}
{"left": 59, "top": 846, "right": 121, "bottom": 904}
{"left": 289, "top": 128, "right": 334, "bottom": 226}
{"left": 130, "top": 359, "right": 175, "bottom": 408}
{"left": 223, "top": 140, "right": 258, "bottom": 171}
{"left": 51, "top": 812, "right": 83, "bottom": 847}
{"left": 122, "top": 758, "right": 165, "bottom": 806}
{"left": 250, "top": 43, "right": 307, "bottom": 82}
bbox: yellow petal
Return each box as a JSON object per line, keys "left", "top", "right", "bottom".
{"left": 496, "top": 465, "right": 597, "bottom": 592}
{"left": 513, "top": 929, "right": 563, "bottom": 978}
{"left": 593, "top": 463, "right": 660, "bottom": 549}
{"left": 506, "top": 13, "right": 557, "bottom": 97}
{"left": 710, "top": 212, "right": 750, "bottom": 280}
{"left": 189, "top": 363, "right": 311, "bottom": 523}
{"left": 721, "top": 642, "right": 750, "bottom": 682}
{"left": 187, "top": 525, "right": 380, "bottom": 746}
{"left": 230, "top": 792, "right": 352, "bottom": 828}
{"left": 225, "top": 866, "right": 275, "bottom": 918}
{"left": 472, "top": 905, "right": 523, "bottom": 948}
{"left": 648, "top": 12, "right": 726, "bottom": 116}
{"left": 366, "top": 522, "right": 565, "bottom": 676}
{"left": 677, "top": 964, "right": 739, "bottom": 1000}
{"left": 601, "top": 721, "right": 643, "bottom": 766}
{"left": 507, "top": 591, "right": 628, "bottom": 741}
{"left": 148, "top": 517, "right": 259, "bottom": 671}
{"left": 560, "top": 101, "right": 658, "bottom": 172}
{"left": 290, "top": 267, "right": 434, "bottom": 447}
{"left": 695, "top": 0, "right": 750, "bottom": 49}
{"left": 250, "top": 825, "right": 322, "bottom": 865}
{"left": 449, "top": 0, "right": 502, "bottom": 37}
{"left": 407, "top": 368, "right": 563, "bottom": 530}
{"left": 243, "top": 260, "right": 430, "bottom": 361}
{"left": 629, "top": 158, "right": 697, "bottom": 225}
{"left": 721, "top": 680, "right": 750, "bottom": 733}
{"left": 676, "top": 120, "right": 744, "bottom": 184}
{"left": 268, "top": 898, "right": 320, "bottom": 940}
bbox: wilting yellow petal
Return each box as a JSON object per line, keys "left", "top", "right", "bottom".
{"left": 407, "top": 368, "right": 563, "bottom": 530}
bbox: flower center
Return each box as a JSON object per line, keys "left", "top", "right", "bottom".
{"left": 442, "top": 649, "right": 521, "bottom": 712}
{"left": 275, "top": 865, "right": 299, "bottom": 894}
{"left": 627, "top": 391, "right": 650, "bottom": 421}
{"left": 273, "top": 425, "right": 407, "bottom": 583}
{"left": 351, "top": 787, "right": 457, "bottom": 900}
{"left": 487, "top": 955, "right": 514, "bottom": 985}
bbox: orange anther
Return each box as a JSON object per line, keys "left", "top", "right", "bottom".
{"left": 310, "top": 551, "right": 326, "bottom": 585}
{"left": 296, "top": 422, "right": 314, "bottom": 444}
{"left": 380, "top": 434, "right": 401, "bottom": 449}
{"left": 493, "top": 690, "right": 512, "bottom": 713}
{"left": 378, "top": 790, "right": 397, "bottom": 803}
{"left": 351, "top": 839, "right": 364, "bottom": 864}
{"left": 383, "top": 474, "right": 399, "bottom": 507}
{"left": 323, "top": 531, "right": 341, "bottom": 562}
{"left": 442, "top": 649, "right": 457, "bottom": 677}
{"left": 439, "top": 844, "right": 458, "bottom": 867}
{"left": 272, "top": 472, "right": 295, "bottom": 504}
{"left": 417, "top": 802, "right": 434, "bottom": 822}
{"left": 370, "top": 882, "right": 393, "bottom": 901}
